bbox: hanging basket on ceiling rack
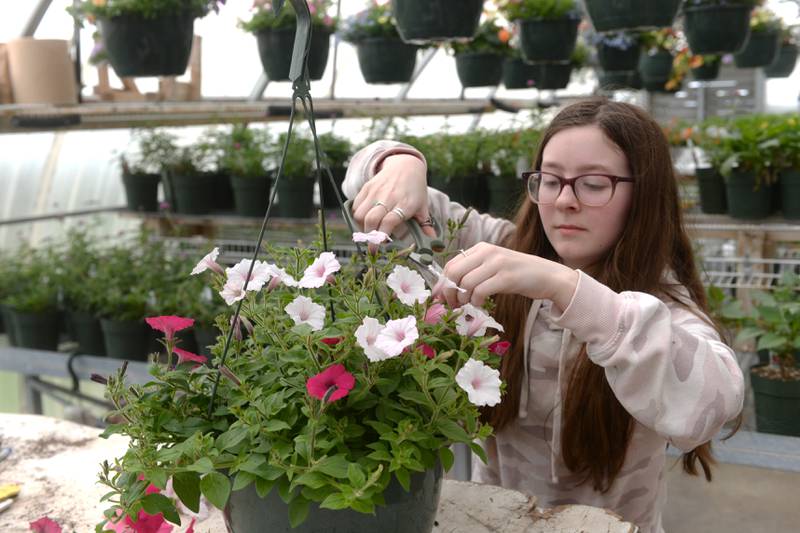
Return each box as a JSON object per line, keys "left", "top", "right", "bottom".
{"left": 391, "top": 0, "right": 483, "bottom": 43}
{"left": 764, "top": 42, "right": 800, "bottom": 78}
{"left": 256, "top": 26, "right": 331, "bottom": 81}
{"left": 683, "top": 4, "right": 753, "bottom": 55}
{"left": 584, "top": 0, "right": 681, "bottom": 33}
{"left": 734, "top": 29, "right": 781, "bottom": 68}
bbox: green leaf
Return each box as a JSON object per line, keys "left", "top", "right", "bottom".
{"left": 289, "top": 495, "right": 310, "bottom": 528}
{"left": 277, "top": 476, "right": 292, "bottom": 503}
{"left": 293, "top": 471, "right": 327, "bottom": 489}
{"left": 99, "top": 423, "right": 125, "bottom": 439}
{"left": 216, "top": 426, "right": 249, "bottom": 451}
{"left": 469, "top": 442, "right": 489, "bottom": 465}
{"left": 350, "top": 498, "right": 375, "bottom": 514}
{"left": 436, "top": 419, "right": 470, "bottom": 443}
{"left": 237, "top": 454, "right": 267, "bottom": 476}
{"left": 141, "top": 493, "right": 180, "bottom": 525}
{"left": 398, "top": 390, "right": 431, "bottom": 406}
{"left": 263, "top": 419, "right": 291, "bottom": 432}
{"left": 735, "top": 327, "right": 763, "bottom": 344}
{"left": 319, "top": 493, "right": 349, "bottom": 510}
{"left": 347, "top": 463, "right": 366, "bottom": 488}
{"left": 317, "top": 455, "right": 350, "bottom": 478}
{"left": 255, "top": 477, "right": 276, "bottom": 498}
{"left": 394, "top": 467, "right": 411, "bottom": 492}
{"left": 145, "top": 469, "right": 167, "bottom": 490}
{"left": 757, "top": 333, "right": 788, "bottom": 351}
{"left": 172, "top": 471, "right": 201, "bottom": 514}
{"left": 233, "top": 471, "right": 257, "bottom": 491}
{"left": 200, "top": 472, "right": 231, "bottom": 510}
{"left": 186, "top": 457, "right": 214, "bottom": 474}
{"left": 439, "top": 447, "right": 455, "bottom": 472}
{"left": 793, "top": 336, "right": 800, "bottom": 350}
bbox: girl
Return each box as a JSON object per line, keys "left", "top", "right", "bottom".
{"left": 342, "top": 98, "right": 744, "bottom": 533}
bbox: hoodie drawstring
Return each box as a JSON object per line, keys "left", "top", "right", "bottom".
{"left": 518, "top": 300, "right": 543, "bottom": 419}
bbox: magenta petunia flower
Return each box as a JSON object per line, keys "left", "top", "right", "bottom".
{"left": 418, "top": 343, "right": 436, "bottom": 359}
{"left": 29, "top": 517, "right": 62, "bottom": 533}
{"left": 488, "top": 340, "right": 511, "bottom": 356}
{"left": 173, "top": 348, "right": 208, "bottom": 365}
{"left": 321, "top": 337, "right": 342, "bottom": 346}
{"left": 306, "top": 364, "right": 355, "bottom": 403}
{"left": 145, "top": 316, "right": 195, "bottom": 341}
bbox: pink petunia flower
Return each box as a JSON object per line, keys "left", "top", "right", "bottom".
{"left": 455, "top": 358, "right": 502, "bottom": 407}
{"left": 264, "top": 263, "right": 298, "bottom": 288}
{"left": 145, "top": 316, "right": 194, "bottom": 342}
{"left": 190, "top": 247, "right": 223, "bottom": 276}
{"left": 29, "top": 517, "right": 62, "bottom": 533}
{"left": 375, "top": 316, "right": 419, "bottom": 358}
{"left": 423, "top": 303, "right": 446, "bottom": 325}
{"left": 488, "top": 340, "right": 511, "bottom": 356}
{"left": 455, "top": 304, "right": 504, "bottom": 337}
{"left": 386, "top": 265, "right": 430, "bottom": 306}
{"left": 298, "top": 252, "right": 341, "bottom": 289}
{"left": 306, "top": 364, "right": 355, "bottom": 402}
{"left": 418, "top": 343, "right": 436, "bottom": 359}
{"left": 173, "top": 348, "right": 207, "bottom": 365}
{"left": 284, "top": 295, "right": 326, "bottom": 331}
{"left": 219, "top": 276, "right": 246, "bottom": 306}
{"left": 354, "top": 316, "right": 388, "bottom": 362}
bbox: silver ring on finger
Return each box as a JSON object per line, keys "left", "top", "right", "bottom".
{"left": 458, "top": 248, "right": 468, "bottom": 259}
{"left": 420, "top": 216, "right": 434, "bottom": 227}
{"left": 373, "top": 200, "right": 390, "bottom": 214}
{"left": 391, "top": 206, "right": 406, "bottom": 220}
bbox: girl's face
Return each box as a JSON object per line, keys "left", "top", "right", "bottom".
{"left": 537, "top": 125, "right": 634, "bottom": 271}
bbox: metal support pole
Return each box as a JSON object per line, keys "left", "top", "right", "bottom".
{"left": 248, "top": 73, "right": 271, "bottom": 101}
{"left": 376, "top": 48, "right": 439, "bottom": 138}
{"left": 21, "top": 0, "right": 55, "bottom": 37}
{"left": 327, "top": 0, "right": 343, "bottom": 100}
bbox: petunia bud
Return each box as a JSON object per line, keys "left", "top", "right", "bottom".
{"left": 219, "top": 365, "right": 242, "bottom": 386}
{"left": 424, "top": 303, "right": 446, "bottom": 325}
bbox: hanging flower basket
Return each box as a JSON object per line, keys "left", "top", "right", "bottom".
{"left": 691, "top": 58, "right": 721, "bottom": 81}
{"left": 455, "top": 53, "right": 504, "bottom": 88}
{"left": 734, "top": 29, "right": 781, "bottom": 68}
{"left": 502, "top": 58, "right": 538, "bottom": 89}
{"left": 683, "top": 4, "right": 752, "bottom": 55}
{"left": 764, "top": 42, "right": 798, "bottom": 77}
{"left": 518, "top": 17, "right": 580, "bottom": 63}
{"left": 533, "top": 62, "right": 574, "bottom": 90}
{"left": 392, "top": 0, "right": 483, "bottom": 43}
{"left": 98, "top": 10, "right": 196, "bottom": 77}
{"left": 598, "top": 70, "right": 642, "bottom": 91}
{"left": 596, "top": 39, "right": 641, "bottom": 72}
{"left": 256, "top": 27, "right": 331, "bottom": 81}
{"left": 584, "top": 0, "right": 680, "bottom": 32}
{"left": 356, "top": 38, "right": 418, "bottom": 84}
{"left": 638, "top": 50, "right": 674, "bottom": 92}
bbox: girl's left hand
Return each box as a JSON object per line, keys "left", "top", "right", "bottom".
{"left": 434, "top": 242, "right": 579, "bottom": 311}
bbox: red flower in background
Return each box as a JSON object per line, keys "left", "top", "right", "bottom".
{"left": 306, "top": 364, "right": 355, "bottom": 403}
{"left": 145, "top": 316, "right": 195, "bottom": 342}
{"left": 488, "top": 341, "right": 511, "bottom": 356}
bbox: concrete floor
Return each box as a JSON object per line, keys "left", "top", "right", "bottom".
{"left": 663, "top": 461, "right": 799, "bottom": 533}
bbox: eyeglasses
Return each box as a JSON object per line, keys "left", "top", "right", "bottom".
{"left": 522, "top": 171, "right": 635, "bottom": 207}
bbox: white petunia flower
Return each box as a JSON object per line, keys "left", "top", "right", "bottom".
{"left": 220, "top": 276, "right": 246, "bottom": 306}
{"left": 298, "top": 252, "right": 341, "bottom": 289}
{"left": 375, "top": 316, "right": 419, "bottom": 357}
{"left": 386, "top": 265, "right": 430, "bottom": 306}
{"left": 226, "top": 259, "right": 272, "bottom": 292}
{"left": 352, "top": 230, "right": 392, "bottom": 244}
{"left": 455, "top": 303, "right": 505, "bottom": 337}
{"left": 264, "top": 263, "right": 298, "bottom": 288}
{"left": 284, "top": 295, "right": 326, "bottom": 331}
{"left": 191, "top": 247, "right": 224, "bottom": 276}
{"left": 427, "top": 265, "right": 467, "bottom": 293}
{"left": 455, "top": 358, "right": 502, "bottom": 407}
{"left": 354, "top": 316, "right": 389, "bottom": 362}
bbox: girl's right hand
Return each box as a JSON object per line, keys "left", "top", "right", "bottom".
{"left": 350, "top": 154, "right": 437, "bottom": 238}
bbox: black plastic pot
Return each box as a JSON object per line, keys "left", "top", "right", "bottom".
{"left": 194, "top": 326, "right": 218, "bottom": 358}
{"left": 276, "top": 177, "right": 315, "bottom": 218}
{"left": 695, "top": 167, "right": 727, "bottom": 215}
{"left": 518, "top": 18, "right": 579, "bottom": 63}
{"left": 734, "top": 30, "right": 781, "bottom": 69}
{"left": 67, "top": 309, "right": 106, "bottom": 356}
{"left": 488, "top": 176, "right": 524, "bottom": 218}
{"left": 764, "top": 43, "right": 799, "bottom": 78}
{"left": 597, "top": 42, "right": 641, "bottom": 72}
{"left": 319, "top": 167, "right": 346, "bottom": 210}
{"left": 684, "top": 5, "right": 753, "bottom": 55}
{"left": 598, "top": 70, "right": 642, "bottom": 91}
{"left": 11, "top": 309, "right": 60, "bottom": 351}
{"left": 0, "top": 304, "right": 18, "bottom": 346}
{"left": 780, "top": 169, "right": 800, "bottom": 220}
{"left": 230, "top": 175, "right": 271, "bottom": 218}
{"left": 225, "top": 463, "right": 442, "bottom": 533}
{"left": 213, "top": 172, "right": 235, "bottom": 212}
{"left": 534, "top": 63, "right": 573, "bottom": 90}
{"left": 356, "top": 38, "right": 417, "bottom": 84}
{"left": 584, "top": 0, "right": 680, "bottom": 32}
{"left": 430, "top": 175, "right": 480, "bottom": 208}
{"left": 751, "top": 365, "right": 800, "bottom": 437}
{"left": 256, "top": 26, "right": 331, "bottom": 81}
{"left": 725, "top": 170, "right": 773, "bottom": 220}
{"left": 98, "top": 10, "right": 195, "bottom": 77}
{"left": 455, "top": 53, "right": 504, "bottom": 88}
{"left": 691, "top": 60, "right": 721, "bottom": 81}
{"left": 392, "top": 0, "right": 483, "bottom": 43}
{"left": 121, "top": 173, "right": 160, "bottom": 212}
{"left": 170, "top": 173, "right": 216, "bottom": 215}
{"left": 502, "top": 58, "right": 538, "bottom": 89}
{"left": 638, "top": 50, "right": 674, "bottom": 92}
{"left": 101, "top": 318, "right": 150, "bottom": 361}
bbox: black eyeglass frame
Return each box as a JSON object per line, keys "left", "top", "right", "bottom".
{"left": 521, "top": 170, "right": 636, "bottom": 207}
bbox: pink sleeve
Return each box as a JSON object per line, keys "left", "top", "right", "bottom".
{"left": 552, "top": 272, "right": 745, "bottom": 451}
{"left": 343, "top": 140, "right": 515, "bottom": 247}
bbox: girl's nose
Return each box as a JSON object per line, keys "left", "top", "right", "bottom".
{"left": 555, "top": 183, "right": 580, "bottom": 209}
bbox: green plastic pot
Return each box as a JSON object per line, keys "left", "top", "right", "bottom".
{"left": 780, "top": 169, "right": 800, "bottom": 220}
{"left": 170, "top": 173, "right": 216, "bottom": 215}
{"left": 11, "top": 309, "right": 60, "bottom": 351}
{"left": 276, "top": 177, "right": 315, "bottom": 218}
{"left": 502, "top": 58, "right": 538, "bottom": 89}
{"left": 319, "top": 167, "right": 346, "bottom": 210}
{"left": 518, "top": 17, "right": 579, "bottom": 63}
{"left": 691, "top": 60, "right": 720, "bottom": 81}
{"left": 455, "top": 53, "right": 504, "bottom": 88}
{"left": 534, "top": 63, "right": 573, "bottom": 90}
{"left": 230, "top": 175, "right": 272, "bottom": 218}
{"left": 0, "top": 304, "right": 18, "bottom": 346}
{"left": 224, "top": 463, "right": 442, "bottom": 533}
{"left": 98, "top": 10, "right": 195, "bottom": 77}
{"left": 256, "top": 26, "right": 331, "bottom": 81}
{"left": 101, "top": 318, "right": 150, "bottom": 361}
{"left": 597, "top": 42, "right": 641, "bottom": 72}
{"left": 584, "top": 0, "right": 680, "bottom": 32}
{"left": 638, "top": 50, "right": 673, "bottom": 91}
{"left": 488, "top": 176, "right": 524, "bottom": 218}
{"left": 121, "top": 173, "right": 160, "bottom": 212}
{"left": 392, "top": 0, "right": 482, "bottom": 43}
{"left": 356, "top": 38, "right": 418, "bottom": 84}
{"left": 725, "top": 170, "right": 773, "bottom": 220}
{"left": 194, "top": 326, "right": 218, "bottom": 358}
{"left": 684, "top": 5, "right": 752, "bottom": 55}
{"left": 67, "top": 309, "right": 106, "bottom": 356}
{"left": 598, "top": 70, "right": 642, "bottom": 91}
{"left": 764, "top": 43, "right": 799, "bottom": 78}
{"left": 695, "top": 167, "right": 727, "bottom": 215}
{"left": 734, "top": 30, "right": 781, "bottom": 69}
{"left": 751, "top": 365, "right": 800, "bottom": 437}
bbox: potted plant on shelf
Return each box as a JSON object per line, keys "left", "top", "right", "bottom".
{"left": 680, "top": 120, "right": 728, "bottom": 215}
{"left": 272, "top": 132, "right": 316, "bottom": 218}
{"left": 764, "top": 26, "right": 799, "bottom": 78}
{"left": 317, "top": 132, "right": 352, "bottom": 210}
{"left": 449, "top": 19, "right": 511, "bottom": 89}
{"left": 95, "top": 235, "right": 504, "bottom": 532}
{"left": 639, "top": 29, "right": 680, "bottom": 92}
{"left": 220, "top": 125, "right": 272, "bottom": 218}
{"left": 484, "top": 127, "right": 539, "bottom": 217}
{"left": 0, "top": 253, "right": 15, "bottom": 342}
{"left": 534, "top": 38, "right": 588, "bottom": 90}
{"left": 240, "top": 0, "right": 336, "bottom": 82}
{"left": 682, "top": 0, "right": 760, "bottom": 55}
{"left": 391, "top": 0, "right": 483, "bottom": 43}
{"left": 498, "top": 0, "right": 582, "bottom": 63}
{"left": 69, "top": 0, "right": 225, "bottom": 77}
{"left": 120, "top": 129, "right": 176, "bottom": 213}
{"left": 165, "top": 138, "right": 219, "bottom": 216}
{"left": 734, "top": 6, "right": 782, "bottom": 68}
{"left": 339, "top": 1, "right": 418, "bottom": 84}
{"left": 584, "top": 0, "right": 681, "bottom": 33}
{"left": 771, "top": 114, "right": 800, "bottom": 220}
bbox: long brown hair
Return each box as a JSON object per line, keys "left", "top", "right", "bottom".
{"left": 481, "top": 97, "right": 738, "bottom": 492}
